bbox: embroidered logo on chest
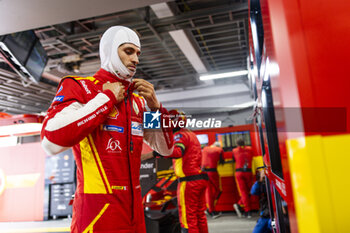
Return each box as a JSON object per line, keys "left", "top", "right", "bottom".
{"left": 131, "top": 121, "right": 143, "bottom": 136}
{"left": 106, "top": 138, "right": 122, "bottom": 153}
{"left": 108, "top": 106, "right": 119, "bottom": 119}
{"left": 102, "top": 125, "right": 124, "bottom": 133}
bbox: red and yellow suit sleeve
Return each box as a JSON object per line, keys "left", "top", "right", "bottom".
{"left": 163, "top": 131, "right": 187, "bottom": 178}
{"left": 41, "top": 77, "right": 117, "bottom": 155}
{"left": 163, "top": 131, "right": 186, "bottom": 158}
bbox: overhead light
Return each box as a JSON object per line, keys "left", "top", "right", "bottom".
{"left": 169, "top": 30, "right": 207, "bottom": 73}
{"left": 150, "top": 3, "right": 173, "bottom": 18}
{"left": 200, "top": 70, "right": 248, "bottom": 81}
{"left": 151, "top": 3, "right": 208, "bottom": 74}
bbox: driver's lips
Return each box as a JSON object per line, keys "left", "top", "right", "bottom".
{"left": 128, "top": 65, "right": 136, "bottom": 72}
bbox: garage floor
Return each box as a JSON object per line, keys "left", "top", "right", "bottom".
{"left": 0, "top": 212, "right": 257, "bottom": 233}
{"left": 208, "top": 212, "right": 257, "bottom": 233}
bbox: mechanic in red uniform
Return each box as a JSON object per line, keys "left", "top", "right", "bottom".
{"left": 232, "top": 138, "right": 254, "bottom": 218}
{"left": 201, "top": 141, "right": 225, "bottom": 218}
{"left": 41, "top": 26, "right": 174, "bottom": 233}
{"left": 150, "top": 110, "right": 208, "bottom": 233}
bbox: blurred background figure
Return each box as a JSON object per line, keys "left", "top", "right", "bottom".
{"left": 152, "top": 109, "right": 209, "bottom": 233}
{"left": 233, "top": 138, "right": 254, "bottom": 218}
{"left": 202, "top": 141, "right": 225, "bottom": 219}
{"left": 251, "top": 168, "right": 272, "bottom": 233}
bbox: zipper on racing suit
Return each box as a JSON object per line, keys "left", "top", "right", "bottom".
{"left": 129, "top": 92, "right": 134, "bottom": 154}
{"left": 124, "top": 85, "right": 135, "bottom": 221}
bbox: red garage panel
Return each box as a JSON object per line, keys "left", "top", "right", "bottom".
{"left": 0, "top": 142, "right": 46, "bottom": 222}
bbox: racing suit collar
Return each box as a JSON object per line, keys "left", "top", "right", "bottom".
{"left": 94, "top": 68, "right": 135, "bottom": 91}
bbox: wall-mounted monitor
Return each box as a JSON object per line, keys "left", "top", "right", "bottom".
{"left": 0, "top": 30, "right": 48, "bottom": 83}
{"left": 216, "top": 130, "right": 251, "bottom": 151}
{"left": 196, "top": 134, "right": 209, "bottom": 146}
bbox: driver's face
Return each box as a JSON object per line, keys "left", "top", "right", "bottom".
{"left": 118, "top": 43, "right": 140, "bottom": 73}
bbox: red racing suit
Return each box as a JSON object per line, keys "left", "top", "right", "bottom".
{"left": 41, "top": 68, "right": 173, "bottom": 233}
{"left": 164, "top": 128, "right": 208, "bottom": 233}
{"left": 201, "top": 146, "right": 224, "bottom": 213}
{"left": 232, "top": 146, "right": 254, "bottom": 212}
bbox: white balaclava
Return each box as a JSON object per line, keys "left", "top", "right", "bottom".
{"left": 99, "top": 26, "right": 141, "bottom": 80}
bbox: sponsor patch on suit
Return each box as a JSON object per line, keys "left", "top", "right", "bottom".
{"left": 108, "top": 106, "right": 119, "bottom": 119}
{"left": 53, "top": 95, "right": 64, "bottom": 102}
{"left": 174, "top": 133, "right": 183, "bottom": 141}
{"left": 102, "top": 125, "right": 124, "bottom": 133}
{"left": 131, "top": 121, "right": 143, "bottom": 136}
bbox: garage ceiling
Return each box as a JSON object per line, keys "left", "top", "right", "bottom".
{"left": 0, "top": 0, "right": 250, "bottom": 115}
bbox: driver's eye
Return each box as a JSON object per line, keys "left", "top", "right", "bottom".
{"left": 125, "top": 49, "right": 133, "bottom": 55}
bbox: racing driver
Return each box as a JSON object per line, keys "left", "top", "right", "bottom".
{"left": 41, "top": 26, "right": 174, "bottom": 233}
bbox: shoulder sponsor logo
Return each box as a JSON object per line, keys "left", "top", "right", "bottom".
{"left": 80, "top": 80, "right": 91, "bottom": 94}
{"left": 106, "top": 138, "right": 122, "bottom": 152}
{"left": 57, "top": 85, "right": 63, "bottom": 94}
{"left": 174, "top": 133, "right": 182, "bottom": 142}
{"left": 108, "top": 106, "right": 119, "bottom": 119}
{"left": 54, "top": 95, "right": 64, "bottom": 102}
{"left": 131, "top": 121, "right": 143, "bottom": 136}
{"left": 102, "top": 125, "right": 124, "bottom": 133}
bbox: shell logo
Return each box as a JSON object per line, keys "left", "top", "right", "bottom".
{"left": 108, "top": 106, "right": 119, "bottom": 119}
